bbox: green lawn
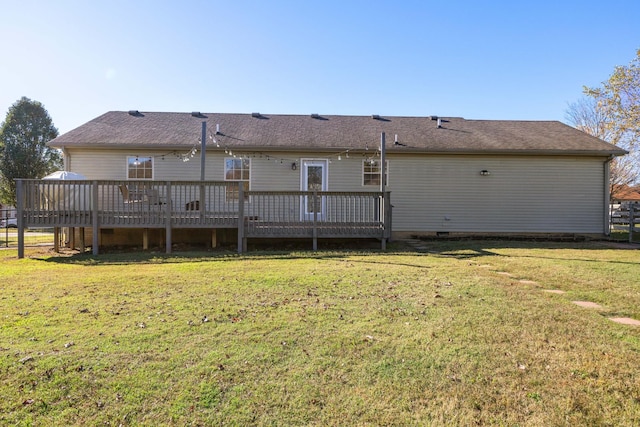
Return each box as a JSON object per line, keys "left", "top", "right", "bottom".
{"left": 1, "top": 241, "right": 639, "bottom": 426}
{"left": 0, "top": 228, "right": 54, "bottom": 248}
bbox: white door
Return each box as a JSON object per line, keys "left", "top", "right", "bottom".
{"left": 301, "top": 159, "right": 328, "bottom": 220}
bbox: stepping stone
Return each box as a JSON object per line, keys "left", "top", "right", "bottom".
{"left": 478, "top": 265, "right": 492, "bottom": 268}
{"left": 543, "top": 289, "right": 565, "bottom": 294}
{"left": 496, "top": 272, "right": 514, "bottom": 277}
{"left": 519, "top": 280, "right": 538, "bottom": 285}
{"left": 609, "top": 317, "right": 640, "bottom": 326}
{"left": 572, "top": 301, "right": 603, "bottom": 309}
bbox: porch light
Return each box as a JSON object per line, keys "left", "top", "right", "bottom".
{"left": 480, "top": 170, "right": 491, "bottom": 176}
{"left": 291, "top": 162, "right": 297, "bottom": 170}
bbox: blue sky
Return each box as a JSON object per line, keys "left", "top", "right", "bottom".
{"left": 1, "top": 0, "right": 639, "bottom": 134}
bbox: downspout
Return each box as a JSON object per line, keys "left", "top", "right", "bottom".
{"left": 604, "top": 155, "right": 615, "bottom": 236}
{"left": 62, "top": 148, "right": 70, "bottom": 171}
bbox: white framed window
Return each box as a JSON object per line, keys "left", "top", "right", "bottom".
{"left": 224, "top": 158, "right": 250, "bottom": 201}
{"left": 127, "top": 156, "right": 153, "bottom": 179}
{"left": 363, "top": 159, "right": 388, "bottom": 186}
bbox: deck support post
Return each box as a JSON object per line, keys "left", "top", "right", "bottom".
{"left": 79, "top": 228, "right": 85, "bottom": 252}
{"left": 92, "top": 181, "right": 99, "bottom": 255}
{"left": 17, "top": 179, "right": 24, "bottom": 259}
{"left": 69, "top": 227, "right": 75, "bottom": 250}
{"left": 143, "top": 228, "right": 149, "bottom": 250}
{"left": 54, "top": 227, "right": 60, "bottom": 252}
{"left": 165, "top": 181, "right": 172, "bottom": 254}
{"left": 211, "top": 229, "right": 217, "bottom": 248}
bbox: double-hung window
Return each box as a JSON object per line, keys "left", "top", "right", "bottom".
{"left": 363, "top": 160, "right": 388, "bottom": 186}
{"left": 127, "top": 156, "right": 153, "bottom": 179}
{"left": 224, "top": 158, "right": 250, "bottom": 201}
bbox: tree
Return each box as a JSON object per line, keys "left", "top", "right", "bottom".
{"left": 0, "top": 97, "right": 61, "bottom": 206}
{"left": 567, "top": 49, "right": 640, "bottom": 192}
{"left": 565, "top": 97, "right": 638, "bottom": 191}
{"left": 584, "top": 49, "right": 640, "bottom": 151}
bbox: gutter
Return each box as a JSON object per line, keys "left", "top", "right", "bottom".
{"left": 47, "top": 143, "right": 628, "bottom": 157}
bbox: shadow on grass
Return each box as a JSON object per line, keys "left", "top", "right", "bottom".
{"left": 412, "top": 238, "right": 640, "bottom": 266}
{"left": 36, "top": 238, "right": 638, "bottom": 267}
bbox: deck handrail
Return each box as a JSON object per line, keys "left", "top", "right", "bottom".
{"left": 16, "top": 179, "right": 391, "bottom": 256}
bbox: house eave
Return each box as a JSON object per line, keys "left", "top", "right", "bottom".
{"left": 51, "top": 142, "right": 627, "bottom": 157}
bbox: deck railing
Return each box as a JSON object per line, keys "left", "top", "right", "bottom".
{"left": 16, "top": 180, "right": 391, "bottom": 256}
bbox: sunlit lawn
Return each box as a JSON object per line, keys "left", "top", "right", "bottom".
{"left": 1, "top": 240, "right": 639, "bottom": 426}
{"left": 0, "top": 228, "right": 54, "bottom": 247}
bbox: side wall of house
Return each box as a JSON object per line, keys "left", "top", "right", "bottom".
{"left": 65, "top": 148, "right": 607, "bottom": 234}
{"left": 388, "top": 154, "right": 606, "bottom": 235}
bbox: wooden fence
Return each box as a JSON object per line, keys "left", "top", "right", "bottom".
{"left": 610, "top": 203, "right": 639, "bottom": 242}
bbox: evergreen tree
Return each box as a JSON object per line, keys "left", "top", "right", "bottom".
{"left": 0, "top": 97, "right": 61, "bottom": 205}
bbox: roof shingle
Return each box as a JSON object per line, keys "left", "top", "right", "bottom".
{"left": 48, "top": 111, "right": 628, "bottom": 156}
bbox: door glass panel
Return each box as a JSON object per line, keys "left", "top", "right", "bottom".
{"left": 306, "top": 165, "right": 322, "bottom": 213}
{"left": 307, "top": 166, "right": 323, "bottom": 191}
{"left": 302, "top": 160, "right": 327, "bottom": 220}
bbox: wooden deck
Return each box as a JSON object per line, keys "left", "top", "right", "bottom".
{"left": 15, "top": 180, "right": 391, "bottom": 256}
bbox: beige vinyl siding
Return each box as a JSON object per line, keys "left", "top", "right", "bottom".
{"left": 67, "top": 149, "right": 375, "bottom": 190}
{"left": 390, "top": 154, "right": 606, "bottom": 234}
{"left": 67, "top": 149, "right": 128, "bottom": 179}
{"left": 66, "top": 148, "right": 607, "bottom": 234}
{"left": 249, "top": 153, "right": 300, "bottom": 191}
{"left": 67, "top": 149, "right": 203, "bottom": 180}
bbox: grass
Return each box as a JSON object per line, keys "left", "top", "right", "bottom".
{"left": 1, "top": 240, "right": 640, "bottom": 426}
{"left": 610, "top": 228, "right": 640, "bottom": 243}
{"left": 0, "top": 228, "right": 54, "bottom": 247}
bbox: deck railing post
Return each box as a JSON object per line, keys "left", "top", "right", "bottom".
{"left": 166, "top": 181, "right": 172, "bottom": 254}
{"left": 199, "top": 183, "right": 205, "bottom": 222}
{"left": 381, "top": 191, "right": 392, "bottom": 250}
{"left": 92, "top": 181, "right": 99, "bottom": 255}
{"left": 17, "top": 179, "right": 24, "bottom": 259}
{"left": 313, "top": 191, "right": 318, "bottom": 251}
{"left": 237, "top": 183, "right": 245, "bottom": 253}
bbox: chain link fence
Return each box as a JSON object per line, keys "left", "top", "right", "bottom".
{"left": 1, "top": 208, "right": 55, "bottom": 248}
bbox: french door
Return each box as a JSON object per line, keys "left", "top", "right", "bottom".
{"left": 301, "top": 159, "right": 328, "bottom": 221}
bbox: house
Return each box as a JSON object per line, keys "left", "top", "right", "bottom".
{"left": 611, "top": 184, "right": 640, "bottom": 204}
{"left": 16, "top": 111, "right": 627, "bottom": 255}
{"left": 0, "top": 202, "right": 17, "bottom": 222}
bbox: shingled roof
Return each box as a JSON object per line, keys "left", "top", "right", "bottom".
{"left": 49, "top": 111, "right": 627, "bottom": 156}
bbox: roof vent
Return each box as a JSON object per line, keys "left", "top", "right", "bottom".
{"left": 191, "top": 111, "right": 204, "bottom": 117}
{"left": 311, "top": 113, "right": 320, "bottom": 119}
{"left": 437, "top": 118, "right": 442, "bottom": 128}
{"left": 394, "top": 134, "right": 399, "bottom": 145}
{"left": 430, "top": 115, "right": 438, "bottom": 121}
{"left": 372, "top": 114, "right": 381, "bottom": 120}
{"left": 128, "top": 110, "right": 141, "bottom": 116}
{"left": 251, "top": 112, "right": 261, "bottom": 118}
